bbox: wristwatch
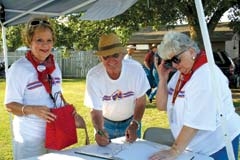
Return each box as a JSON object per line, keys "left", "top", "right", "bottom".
{"left": 131, "top": 119, "right": 140, "bottom": 130}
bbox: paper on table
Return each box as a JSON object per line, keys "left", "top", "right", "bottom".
{"left": 74, "top": 137, "right": 213, "bottom": 160}
{"left": 116, "top": 140, "right": 168, "bottom": 160}
{"left": 75, "top": 143, "right": 125, "bottom": 159}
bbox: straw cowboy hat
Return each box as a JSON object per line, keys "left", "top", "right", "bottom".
{"left": 96, "top": 33, "right": 126, "bottom": 56}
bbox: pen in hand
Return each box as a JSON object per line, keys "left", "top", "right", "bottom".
{"left": 97, "top": 130, "right": 111, "bottom": 142}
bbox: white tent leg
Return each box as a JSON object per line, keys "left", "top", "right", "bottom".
{"left": 2, "top": 25, "right": 8, "bottom": 70}
{"left": 195, "top": 0, "right": 235, "bottom": 159}
{"left": 1, "top": 25, "right": 15, "bottom": 159}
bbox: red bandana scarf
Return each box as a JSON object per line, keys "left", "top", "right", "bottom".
{"left": 172, "top": 50, "right": 207, "bottom": 104}
{"left": 26, "top": 51, "right": 56, "bottom": 93}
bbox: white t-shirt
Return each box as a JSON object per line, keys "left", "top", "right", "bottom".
{"left": 124, "top": 54, "right": 132, "bottom": 60}
{"left": 167, "top": 63, "right": 240, "bottom": 155}
{"left": 84, "top": 59, "right": 150, "bottom": 121}
{"left": 5, "top": 56, "right": 62, "bottom": 144}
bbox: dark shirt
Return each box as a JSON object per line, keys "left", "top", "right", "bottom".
{"left": 144, "top": 51, "right": 154, "bottom": 69}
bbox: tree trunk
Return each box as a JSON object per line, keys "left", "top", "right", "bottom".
{"left": 187, "top": 15, "right": 204, "bottom": 49}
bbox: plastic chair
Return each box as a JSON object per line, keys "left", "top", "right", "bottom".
{"left": 75, "top": 114, "right": 90, "bottom": 145}
{"left": 143, "top": 127, "right": 174, "bottom": 146}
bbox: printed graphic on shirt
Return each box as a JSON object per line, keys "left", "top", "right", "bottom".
{"left": 102, "top": 90, "right": 134, "bottom": 101}
{"left": 168, "top": 87, "right": 185, "bottom": 98}
{"left": 27, "top": 77, "right": 60, "bottom": 90}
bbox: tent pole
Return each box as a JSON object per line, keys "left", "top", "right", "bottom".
{"left": 2, "top": 25, "right": 8, "bottom": 70}
{"left": 1, "top": 24, "right": 15, "bottom": 159}
{"left": 194, "top": 0, "right": 235, "bottom": 159}
{"left": 3, "top": 0, "right": 55, "bottom": 26}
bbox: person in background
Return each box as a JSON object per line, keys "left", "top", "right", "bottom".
{"left": 153, "top": 48, "right": 161, "bottom": 85}
{"left": 124, "top": 45, "right": 136, "bottom": 60}
{"left": 143, "top": 44, "right": 158, "bottom": 103}
{"left": 149, "top": 31, "right": 240, "bottom": 160}
{"left": 4, "top": 17, "right": 83, "bottom": 159}
{"left": 84, "top": 33, "right": 150, "bottom": 146}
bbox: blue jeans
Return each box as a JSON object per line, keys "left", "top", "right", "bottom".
{"left": 104, "top": 116, "right": 141, "bottom": 139}
{"left": 149, "top": 87, "right": 158, "bottom": 100}
{"left": 210, "top": 135, "right": 239, "bottom": 160}
{"left": 142, "top": 65, "right": 156, "bottom": 89}
{"left": 152, "top": 67, "right": 159, "bottom": 85}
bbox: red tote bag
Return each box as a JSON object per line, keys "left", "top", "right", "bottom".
{"left": 45, "top": 104, "right": 78, "bottom": 150}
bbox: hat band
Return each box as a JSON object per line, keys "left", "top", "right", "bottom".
{"left": 99, "top": 43, "right": 122, "bottom": 51}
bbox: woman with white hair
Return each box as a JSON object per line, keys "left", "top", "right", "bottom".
{"left": 149, "top": 31, "right": 240, "bottom": 160}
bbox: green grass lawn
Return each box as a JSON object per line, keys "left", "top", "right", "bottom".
{"left": 0, "top": 78, "right": 239, "bottom": 160}
{"left": 0, "top": 78, "right": 168, "bottom": 160}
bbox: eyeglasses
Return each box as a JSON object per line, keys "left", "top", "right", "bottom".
{"left": 166, "top": 50, "right": 186, "bottom": 64}
{"left": 30, "top": 20, "right": 50, "bottom": 26}
{"left": 102, "top": 53, "right": 120, "bottom": 60}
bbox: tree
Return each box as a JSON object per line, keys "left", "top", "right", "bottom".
{"left": 113, "top": 0, "right": 240, "bottom": 48}
{"left": 2, "top": 0, "right": 240, "bottom": 51}
{"left": 5, "top": 24, "right": 23, "bottom": 51}
{"left": 228, "top": 4, "right": 240, "bottom": 33}
{"left": 56, "top": 14, "right": 140, "bottom": 51}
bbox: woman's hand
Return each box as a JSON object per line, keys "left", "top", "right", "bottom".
{"left": 32, "top": 106, "right": 56, "bottom": 122}
{"left": 157, "top": 60, "right": 174, "bottom": 83}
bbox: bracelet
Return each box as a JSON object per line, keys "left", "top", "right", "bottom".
{"left": 21, "top": 105, "right": 26, "bottom": 116}
{"left": 131, "top": 119, "right": 140, "bottom": 130}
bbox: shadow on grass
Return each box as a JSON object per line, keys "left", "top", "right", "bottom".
{"left": 146, "top": 102, "right": 157, "bottom": 109}
{"left": 62, "top": 78, "right": 85, "bottom": 83}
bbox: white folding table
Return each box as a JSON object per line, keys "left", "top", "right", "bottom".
{"left": 23, "top": 137, "right": 213, "bottom": 160}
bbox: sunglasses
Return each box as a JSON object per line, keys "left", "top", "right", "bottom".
{"left": 164, "top": 50, "right": 186, "bottom": 69}
{"left": 166, "top": 50, "right": 186, "bottom": 64}
{"left": 30, "top": 20, "right": 50, "bottom": 26}
{"left": 102, "top": 53, "right": 120, "bottom": 60}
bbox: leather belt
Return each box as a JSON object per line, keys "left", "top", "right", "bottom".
{"left": 103, "top": 115, "right": 133, "bottom": 123}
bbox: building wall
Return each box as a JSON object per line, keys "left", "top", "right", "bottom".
{"left": 132, "top": 50, "right": 147, "bottom": 64}
{"left": 226, "top": 33, "right": 240, "bottom": 59}
{"left": 128, "top": 23, "right": 238, "bottom": 63}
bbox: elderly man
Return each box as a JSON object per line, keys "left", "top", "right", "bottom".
{"left": 84, "top": 33, "right": 150, "bottom": 146}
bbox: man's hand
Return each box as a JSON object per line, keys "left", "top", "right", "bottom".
{"left": 125, "top": 121, "right": 138, "bottom": 143}
{"left": 95, "top": 129, "right": 111, "bottom": 146}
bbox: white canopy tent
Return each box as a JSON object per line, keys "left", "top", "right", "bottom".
{"left": 0, "top": 0, "right": 137, "bottom": 71}
{"left": 0, "top": 0, "right": 235, "bottom": 159}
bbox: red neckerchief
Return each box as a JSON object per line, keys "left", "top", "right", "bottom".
{"left": 26, "top": 51, "right": 56, "bottom": 93}
{"left": 172, "top": 50, "right": 207, "bottom": 104}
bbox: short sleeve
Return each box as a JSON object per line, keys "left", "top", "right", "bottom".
{"left": 134, "top": 63, "right": 151, "bottom": 98}
{"left": 183, "top": 66, "right": 217, "bottom": 131}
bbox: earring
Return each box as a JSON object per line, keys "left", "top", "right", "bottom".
{"left": 192, "top": 56, "right": 195, "bottom": 60}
